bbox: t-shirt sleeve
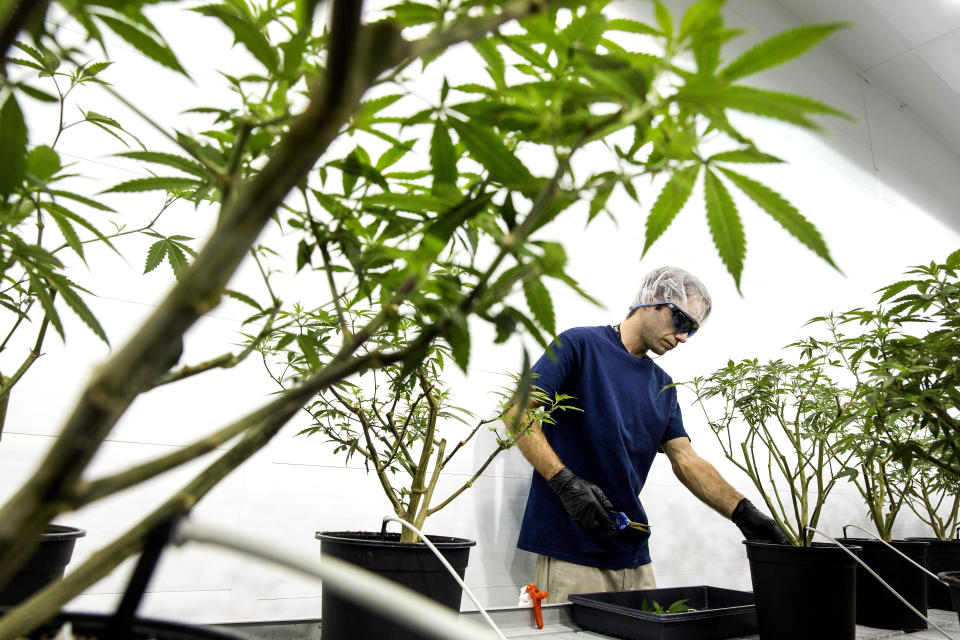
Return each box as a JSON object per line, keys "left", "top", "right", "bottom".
{"left": 529, "top": 332, "right": 578, "bottom": 400}
{"left": 659, "top": 384, "right": 688, "bottom": 446}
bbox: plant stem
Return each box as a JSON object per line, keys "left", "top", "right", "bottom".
{"left": 146, "top": 305, "right": 279, "bottom": 390}
{"left": 320, "top": 241, "right": 349, "bottom": 337}
{"left": 0, "top": 374, "right": 9, "bottom": 441}
{"left": 429, "top": 442, "right": 507, "bottom": 516}
{"left": 0, "top": 314, "right": 49, "bottom": 403}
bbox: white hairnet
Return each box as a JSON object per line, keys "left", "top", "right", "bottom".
{"left": 633, "top": 266, "right": 712, "bottom": 324}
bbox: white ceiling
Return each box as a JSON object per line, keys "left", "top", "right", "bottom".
{"left": 771, "top": 0, "right": 960, "bottom": 160}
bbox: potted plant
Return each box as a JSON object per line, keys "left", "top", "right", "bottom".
{"left": 843, "top": 254, "right": 960, "bottom": 614}
{"left": 263, "top": 314, "right": 571, "bottom": 640}
{"left": 684, "top": 352, "right": 861, "bottom": 640}
{"left": 0, "top": 0, "right": 847, "bottom": 638}
{"left": 907, "top": 458, "right": 960, "bottom": 611}
{"left": 798, "top": 311, "right": 930, "bottom": 631}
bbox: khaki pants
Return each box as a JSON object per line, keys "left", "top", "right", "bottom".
{"left": 534, "top": 555, "right": 657, "bottom": 604}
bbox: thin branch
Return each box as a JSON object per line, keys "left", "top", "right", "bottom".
{"left": 442, "top": 416, "right": 499, "bottom": 467}
{"left": 0, "top": 375, "right": 9, "bottom": 442}
{"left": 429, "top": 442, "right": 507, "bottom": 516}
{"left": 319, "top": 241, "right": 349, "bottom": 337}
{"left": 220, "top": 120, "right": 253, "bottom": 208}
{"left": 146, "top": 305, "right": 280, "bottom": 390}
{"left": 0, "top": 299, "right": 32, "bottom": 354}
{"left": 382, "top": 392, "right": 422, "bottom": 472}
{"left": 0, "top": 315, "right": 50, "bottom": 402}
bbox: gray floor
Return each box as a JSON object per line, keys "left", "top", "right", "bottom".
{"left": 216, "top": 605, "right": 960, "bottom": 639}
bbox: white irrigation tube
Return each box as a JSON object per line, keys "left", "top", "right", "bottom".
{"left": 172, "top": 519, "right": 499, "bottom": 640}
{"left": 382, "top": 516, "right": 507, "bottom": 640}
{"left": 842, "top": 524, "right": 943, "bottom": 582}
{"left": 806, "top": 526, "right": 953, "bottom": 640}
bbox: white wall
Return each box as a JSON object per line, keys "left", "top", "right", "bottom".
{"left": 1, "top": 0, "right": 959, "bottom": 624}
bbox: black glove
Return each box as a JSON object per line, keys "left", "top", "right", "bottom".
{"left": 547, "top": 467, "right": 618, "bottom": 535}
{"left": 731, "top": 498, "right": 792, "bottom": 545}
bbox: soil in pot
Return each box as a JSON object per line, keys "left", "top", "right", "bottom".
{"left": 0, "top": 524, "right": 86, "bottom": 606}
{"left": 907, "top": 537, "right": 960, "bottom": 610}
{"left": 316, "top": 531, "right": 475, "bottom": 640}
{"left": 744, "top": 540, "right": 860, "bottom": 640}
{"left": 838, "top": 538, "right": 928, "bottom": 631}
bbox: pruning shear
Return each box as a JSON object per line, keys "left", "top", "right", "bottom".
{"left": 608, "top": 511, "right": 651, "bottom": 533}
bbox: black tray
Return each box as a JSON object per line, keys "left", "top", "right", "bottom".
{"left": 568, "top": 585, "right": 757, "bottom": 640}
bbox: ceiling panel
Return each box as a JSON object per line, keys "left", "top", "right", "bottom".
{"left": 866, "top": 0, "right": 960, "bottom": 47}
{"left": 867, "top": 52, "right": 960, "bottom": 157}
{"left": 771, "top": 0, "right": 911, "bottom": 70}
{"left": 916, "top": 29, "right": 960, "bottom": 95}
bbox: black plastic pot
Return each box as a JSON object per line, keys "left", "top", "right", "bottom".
{"left": 907, "top": 537, "right": 960, "bottom": 610}
{"left": 837, "top": 537, "right": 928, "bottom": 631}
{"left": 0, "top": 524, "right": 86, "bottom": 606}
{"left": 744, "top": 540, "right": 860, "bottom": 640}
{"left": 316, "top": 530, "right": 475, "bottom": 640}
{"left": 0, "top": 609, "right": 244, "bottom": 639}
{"left": 937, "top": 571, "right": 960, "bottom": 625}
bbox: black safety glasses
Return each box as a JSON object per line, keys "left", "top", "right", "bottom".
{"left": 631, "top": 301, "right": 699, "bottom": 337}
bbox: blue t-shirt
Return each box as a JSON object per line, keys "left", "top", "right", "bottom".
{"left": 517, "top": 325, "right": 688, "bottom": 568}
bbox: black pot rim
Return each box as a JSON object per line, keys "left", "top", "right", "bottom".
{"left": 937, "top": 570, "right": 960, "bottom": 584}
{"left": 836, "top": 537, "right": 930, "bottom": 548}
{"left": 41, "top": 524, "right": 86, "bottom": 541}
{"left": 315, "top": 530, "right": 476, "bottom": 549}
{"left": 742, "top": 540, "right": 862, "bottom": 551}
{"left": 906, "top": 536, "right": 960, "bottom": 545}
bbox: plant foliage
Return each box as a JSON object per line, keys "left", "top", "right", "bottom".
{"left": 682, "top": 354, "right": 857, "bottom": 546}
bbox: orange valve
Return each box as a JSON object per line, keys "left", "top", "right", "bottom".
{"left": 525, "top": 583, "right": 548, "bottom": 629}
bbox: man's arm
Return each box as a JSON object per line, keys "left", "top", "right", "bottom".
{"left": 661, "top": 436, "right": 742, "bottom": 517}
{"left": 662, "top": 436, "right": 792, "bottom": 544}
{"left": 504, "top": 402, "right": 564, "bottom": 481}
{"left": 504, "top": 403, "right": 617, "bottom": 535}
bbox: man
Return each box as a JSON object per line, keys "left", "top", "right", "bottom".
{"left": 508, "top": 266, "right": 789, "bottom": 603}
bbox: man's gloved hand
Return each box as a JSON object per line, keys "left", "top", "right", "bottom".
{"left": 547, "top": 467, "right": 618, "bottom": 535}
{"left": 731, "top": 498, "right": 792, "bottom": 545}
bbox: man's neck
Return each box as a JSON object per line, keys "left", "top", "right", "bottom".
{"left": 616, "top": 318, "right": 648, "bottom": 358}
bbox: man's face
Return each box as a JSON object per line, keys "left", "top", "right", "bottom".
{"left": 641, "top": 298, "right": 702, "bottom": 356}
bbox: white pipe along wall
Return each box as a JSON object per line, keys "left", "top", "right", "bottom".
{"left": 0, "top": 0, "right": 959, "bottom": 625}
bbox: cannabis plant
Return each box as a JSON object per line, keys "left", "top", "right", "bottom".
{"left": 792, "top": 313, "right": 913, "bottom": 541}
{"left": 684, "top": 353, "right": 857, "bottom": 546}
{"left": 276, "top": 316, "right": 575, "bottom": 542}
{"left": 906, "top": 457, "right": 960, "bottom": 541}
{"left": 857, "top": 252, "right": 960, "bottom": 478}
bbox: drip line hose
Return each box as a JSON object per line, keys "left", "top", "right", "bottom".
{"left": 806, "top": 526, "right": 953, "bottom": 640}
{"left": 172, "top": 519, "right": 499, "bottom": 640}
{"left": 842, "top": 524, "right": 944, "bottom": 582}
{"left": 381, "top": 516, "right": 507, "bottom": 640}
